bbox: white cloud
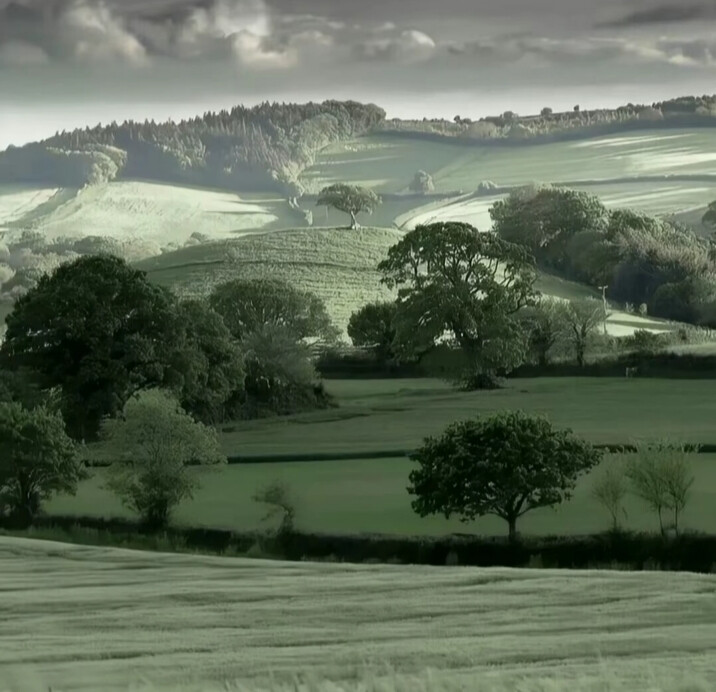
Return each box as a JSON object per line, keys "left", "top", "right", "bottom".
{"left": 0, "top": 40, "right": 49, "bottom": 66}
{"left": 357, "top": 29, "right": 437, "bottom": 63}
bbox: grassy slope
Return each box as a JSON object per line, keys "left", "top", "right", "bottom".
{"left": 47, "top": 377, "right": 716, "bottom": 536}
{"left": 2, "top": 537, "right": 716, "bottom": 691}
{"left": 135, "top": 227, "right": 401, "bottom": 336}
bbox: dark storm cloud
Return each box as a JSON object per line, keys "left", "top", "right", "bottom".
{"left": 597, "top": 4, "right": 713, "bottom": 28}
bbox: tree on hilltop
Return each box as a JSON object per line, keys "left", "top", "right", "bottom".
{"left": 408, "top": 411, "right": 601, "bottom": 542}
{"left": 317, "top": 184, "right": 382, "bottom": 229}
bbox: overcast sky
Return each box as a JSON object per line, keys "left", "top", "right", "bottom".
{"left": 3, "top": 0, "right": 716, "bottom": 149}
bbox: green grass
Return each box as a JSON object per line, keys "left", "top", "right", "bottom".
{"left": 218, "top": 378, "right": 716, "bottom": 456}
{"left": 46, "top": 377, "right": 716, "bottom": 536}
{"left": 135, "top": 227, "right": 402, "bottom": 336}
{"left": 43, "top": 451, "right": 716, "bottom": 536}
{"left": 2, "top": 536, "right": 716, "bottom": 691}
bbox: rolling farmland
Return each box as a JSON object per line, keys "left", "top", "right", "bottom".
{"left": 1, "top": 537, "right": 715, "bottom": 692}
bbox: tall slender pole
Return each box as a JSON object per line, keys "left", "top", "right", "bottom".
{"left": 598, "top": 285, "right": 609, "bottom": 335}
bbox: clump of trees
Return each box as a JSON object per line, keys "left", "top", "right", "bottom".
{"left": 491, "top": 187, "right": 716, "bottom": 325}
{"left": 317, "top": 184, "right": 382, "bottom": 229}
{"left": 408, "top": 411, "right": 601, "bottom": 542}
{"left": 347, "top": 301, "right": 399, "bottom": 367}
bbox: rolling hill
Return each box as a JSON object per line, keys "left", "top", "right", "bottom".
{"left": 1, "top": 536, "right": 715, "bottom": 691}
{"left": 134, "top": 225, "right": 680, "bottom": 338}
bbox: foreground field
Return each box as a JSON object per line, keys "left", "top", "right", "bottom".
{"left": 2, "top": 537, "right": 715, "bottom": 692}
{"left": 46, "top": 378, "right": 716, "bottom": 536}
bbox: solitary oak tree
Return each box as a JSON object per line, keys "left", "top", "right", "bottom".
{"left": 408, "top": 411, "right": 601, "bottom": 542}
{"left": 317, "top": 184, "right": 382, "bottom": 229}
{"left": 378, "top": 222, "right": 537, "bottom": 389}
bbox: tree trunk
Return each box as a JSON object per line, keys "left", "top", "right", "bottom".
{"left": 349, "top": 211, "right": 359, "bottom": 230}
{"left": 507, "top": 516, "right": 518, "bottom": 544}
{"left": 657, "top": 506, "right": 665, "bottom": 537}
{"left": 576, "top": 342, "right": 585, "bottom": 368}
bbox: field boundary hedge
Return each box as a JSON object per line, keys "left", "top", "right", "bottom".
{"left": 7, "top": 514, "right": 716, "bottom": 574}
{"left": 82, "top": 443, "right": 716, "bottom": 468}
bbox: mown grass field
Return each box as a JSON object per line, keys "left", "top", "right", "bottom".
{"left": 46, "top": 378, "right": 716, "bottom": 536}
{"left": 2, "top": 537, "right": 716, "bottom": 692}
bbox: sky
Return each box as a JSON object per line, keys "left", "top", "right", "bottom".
{"left": 2, "top": 0, "right": 716, "bottom": 149}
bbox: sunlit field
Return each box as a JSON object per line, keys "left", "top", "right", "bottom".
{"left": 135, "top": 227, "right": 401, "bottom": 336}
{"left": 2, "top": 537, "right": 716, "bottom": 692}
{"left": 0, "top": 184, "right": 59, "bottom": 231}
{"left": 46, "top": 377, "right": 716, "bottom": 536}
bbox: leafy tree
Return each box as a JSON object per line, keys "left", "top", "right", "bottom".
{"left": 378, "top": 222, "right": 537, "bottom": 389}
{"left": 316, "top": 184, "right": 382, "bottom": 229}
{"left": 209, "top": 278, "right": 338, "bottom": 345}
{"left": 409, "top": 170, "right": 435, "bottom": 195}
{"left": 167, "top": 299, "right": 245, "bottom": 425}
{"left": 626, "top": 441, "right": 695, "bottom": 536}
{"left": 347, "top": 301, "right": 399, "bottom": 364}
{"left": 520, "top": 300, "right": 570, "bottom": 367}
{"left": 564, "top": 299, "right": 603, "bottom": 367}
{"left": 101, "top": 389, "right": 225, "bottom": 529}
{"left": 0, "top": 402, "right": 84, "bottom": 527}
{"left": 490, "top": 187, "right": 609, "bottom": 272}
{"left": 591, "top": 459, "right": 629, "bottom": 532}
{"left": 0, "top": 255, "right": 182, "bottom": 441}
{"left": 541, "top": 107, "right": 553, "bottom": 116}
{"left": 237, "top": 324, "right": 330, "bottom": 417}
{"left": 408, "top": 411, "right": 601, "bottom": 542}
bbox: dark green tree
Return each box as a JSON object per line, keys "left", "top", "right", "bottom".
{"left": 0, "top": 402, "right": 84, "bottom": 527}
{"left": 208, "top": 278, "right": 338, "bottom": 345}
{"left": 167, "top": 299, "right": 245, "bottom": 425}
{"left": 378, "top": 222, "right": 537, "bottom": 389}
{"left": 490, "top": 187, "right": 609, "bottom": 272}
{"left": 316, "top": 184, "right": 382, "bottom": 229}
{"left": 0, "top": 255, "right": 183, "bottom": 441}
{"left": 408, "top": 411, "right": 601, "bottom": 542}
{"left": 347, "top": 301, "right": 399, "bottom": 365}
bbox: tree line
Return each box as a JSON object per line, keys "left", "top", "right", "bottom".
{"left": 0, "top": 101, "right": 386, "bottom": 193}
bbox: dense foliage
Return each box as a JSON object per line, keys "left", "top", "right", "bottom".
{"left": 0, "top": 255, "right": 184, "bottom": 441}
{"left": 0, "top": 401, "right": 84, "bottom": 527}
{"left": 0, "top": 101, "right": 386, "bottom": 192}
{"left": 408, "top": 411, "right": 601, "bottom": 541}
{"left": 347, "top": 301, "right": 399, "bottom": 365}
{"left": 378, "top": 222, "right": 537, "bottom": 388}
{"left": 101, "top": 389, "right": 225, "bottom": 529}
{"left": 491, "top": 187, "right": 716, "bottom": 325}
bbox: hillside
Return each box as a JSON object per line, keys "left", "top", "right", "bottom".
{"left": 1, "top": 536, "right": 715, "bottom": 691}
{"left": 134, "top": 227, "right": 402, "bottom": 336}
{"left": 133, "top": 226, "right": 677, "bottom": 338}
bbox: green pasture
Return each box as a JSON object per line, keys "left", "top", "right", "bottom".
{"left": 44, "top": 451, "right": 716, "bottom": 537}
{"left": 47, "top": 377, "right": 716, "bottom": 537}
{"left": 218, "top": 378, "right": 716, "bottom": 456}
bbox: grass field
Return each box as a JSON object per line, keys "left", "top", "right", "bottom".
{"left": 2, "top": 537, "right": 716, "bottom": 692}
{"left": 0, "top": 181, "right": 301, "bottom": 248}
{"left": 0, "top": 184, "right": 59, "bottom": 232}
{"left": 305, "top": 130, "right": 716, "bottom": 196}
{"left": 135, "top": 227, "right": 401, "bottom": 336}
{"left": 46, "top": 377, "right": 716, "bottom": 536}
